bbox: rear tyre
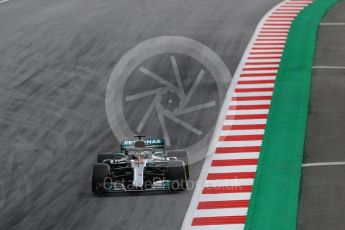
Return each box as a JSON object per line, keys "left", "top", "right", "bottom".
{"left": 167, "top": 160, "right": 187, "bottom": 191}
{"left": 92, "top": 163, "right": 110, "bottom": 194}
{"left": 167, "top": 150, "right": 189, "bottom": 179}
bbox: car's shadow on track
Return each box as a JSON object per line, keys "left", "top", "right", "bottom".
{"left": 80, "top": 190, "right": 181, "bottom": 198}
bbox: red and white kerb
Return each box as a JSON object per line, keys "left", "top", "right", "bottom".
{"left": 182, "top": 0, "right": 312, "bottom": 229}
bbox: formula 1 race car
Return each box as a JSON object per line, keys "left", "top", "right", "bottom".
{"left": 92, "top": 135, "right": 189, "bottom": 194}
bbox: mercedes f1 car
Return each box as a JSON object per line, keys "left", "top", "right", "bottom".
{"left": 92, "top": 135, "right": 189, "bottom": 194}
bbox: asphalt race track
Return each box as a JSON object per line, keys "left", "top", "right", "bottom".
{"left": 298, "top": 1, "right": 345, "bottom": 229}
{"left": 0, "top": 0, "right": 280, "bottom": 229}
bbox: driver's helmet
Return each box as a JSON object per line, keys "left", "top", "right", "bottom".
{"left": 129, "top": 149, "right": 153, "bottom": 159}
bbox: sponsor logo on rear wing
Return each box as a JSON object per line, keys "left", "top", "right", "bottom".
{"left": 121, "top": 138, "right": 165, "bottom": 149}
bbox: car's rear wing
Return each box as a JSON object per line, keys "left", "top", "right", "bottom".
{"left": 120, "top": 138, "right": 165, "bottom": 150}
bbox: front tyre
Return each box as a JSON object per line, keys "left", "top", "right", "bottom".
{"left": 92, "top": 163, "right": 110, "bottom": 194}
{"left": 167, "top": 150, "right": 190, "bottom": 179}
{"left": 167, "top": 160, "right": 187, "bottom": 191}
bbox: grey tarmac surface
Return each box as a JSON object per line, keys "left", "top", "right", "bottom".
{"left": 0, "top": 0, "right": 280, "bottom": 229}
{"left": 298, "top": 1, "right": 345, "bottom": 229}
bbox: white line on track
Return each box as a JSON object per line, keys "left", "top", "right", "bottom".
{"left": 200, "top": 193, "right": 252, "bottom": 201}
{"left": 208, "top": 165, "right": 257, "bottom": 173}
{"left": 279, "top": 7, "right": 304, "bottom": 10}
{"left": 223, "top": 119, "right": 267, "bottom": 125}
{"left": 236, "top": 84, "right": 275, "bottom": 89}
{"left": 263, "top": 26, "right": 291, "bottom": 28}
{"left": 312, "top": 66, "right": 345, "bottom": 69}
{"left": 243, "top": 63, "right": 280, "bottom": 66}
{"left": 229, "top": 100, "right": 271, "bottom": 106}
{"left": 213, "top": 152, "right": 260, "bottom": 160}
{"left": 242, "top": 70, "right": 278, "bottom": 74}
{"left": 258, "top": 33, "right": 288, "bottom": 35}
{"left": 245, "top": 58, "right": 281, "bottom": 61}
{"left": 319, "top": 22, "right": 345, "bottom": 26}
{"left": 181, "top": 0, "right": 309, "bottom": 228}
{"left": 191, "top": 224, "right": 245, "bottom": 230}
{"left": 248, "top": 55, "right": 282, "bottom": 58}
{"left": 302, "top": 162, "right": 345, "bottom": 167}
{"left": 233, "top": 91, "right": 273, "bottom": 96}
{"left": 255, "top": 40, "right": 287, "bottom": 43}
{"left": 233, "top": 91, "right": 272, "bottom": 96}
{"left": 227, "top": 109, "right": 269, "bottom": 115}
{"left": 205, "top": 179, "right": 254, "bottom": 187}
{"left": 243, "top": 64, "right": 279, "bottom": 68}
{"left": 194, "top": 208, "right": 248, "bottom": 218}
{"left": 264, "top": 21, "right": 292, "bottom": 24}
{"left": 0, "top": 0, "right": 11, "bottom": 3}
{"left": 217, "top": 140, "right": 262, "bottom": 147}
{"left": 257, "top": 37, "right": 287, "bottom": 40}
{"left": 220, "top": 130, "right": 265, "bottom": 136}
{"left": 275, "top": 10, "right": 301, "bottom": 13}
